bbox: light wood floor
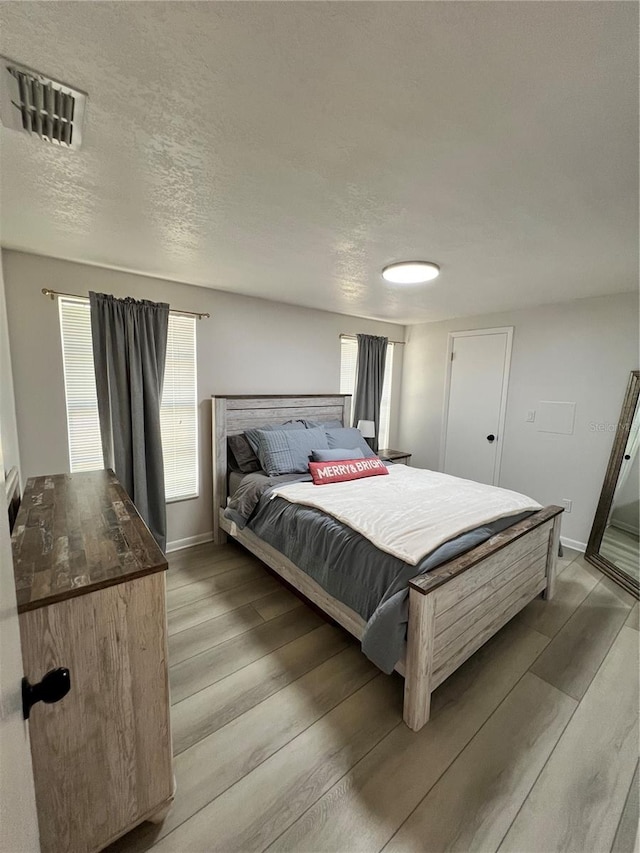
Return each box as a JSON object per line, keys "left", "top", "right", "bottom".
{"left": 108, "top": 542, "right": 640, "bottom": 853}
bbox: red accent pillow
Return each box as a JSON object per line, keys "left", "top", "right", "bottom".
{"left": 309, "top": 457, "right": 389, "bottom": 485}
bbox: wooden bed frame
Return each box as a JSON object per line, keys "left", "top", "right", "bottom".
{"left": 212, "top": 394, "right": 562, "bottom": 732}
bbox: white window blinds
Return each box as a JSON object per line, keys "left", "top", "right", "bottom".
{"left": 59, "top": 298, "right": 104, "bottom": 472}
{"left": 339, "top": 337, "right": 358, "bottom": 401}
{"left": 339, "top": 337, "right": 394, "bottom": 449}
{"left": 160, "top": 314, "right": 198, "bottom": 501}
{"left": 58, "top": 298, "right": 198, "bottom": 502}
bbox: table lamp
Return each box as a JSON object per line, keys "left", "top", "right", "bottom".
{"left": 357, "top": 419, "right": 376, "bottom": 449}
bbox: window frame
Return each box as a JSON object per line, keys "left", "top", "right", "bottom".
{"left": 58, "top": 297, "right": 199, "bottom": 503}
{"left": 339, "top": 337, "right": 394, "bottom": 449}
{"left": 161, "top": 313, "right": 199, "bottom": 504}
{"left": 58, "top": 296, "right": 105, "bottom": 474}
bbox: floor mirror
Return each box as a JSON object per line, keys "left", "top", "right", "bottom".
{"left": 586, "top": 370, "right": 640, "bottom": 598}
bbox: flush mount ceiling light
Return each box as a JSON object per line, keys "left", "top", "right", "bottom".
{"left": 382, "top": 261, "right": 440, "bottom": 284}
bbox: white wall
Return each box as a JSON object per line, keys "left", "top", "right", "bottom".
{"left": 0, "top": 446, "right": 40, "bottom": 853}
{"left": 399, "top": 292, "right": 639, "bottom": 547}
{"left": 0, "top": 250, "right": 20, "bottom": 478}
{"left": 0, "top": 249, "right": 40, "bottom": 852}
{"left": 2, "top": 250, "right": 405, "bottom": 548}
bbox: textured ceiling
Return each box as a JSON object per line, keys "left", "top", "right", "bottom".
{"left": 0, "top": 1, "right": 637, "bottom": 324}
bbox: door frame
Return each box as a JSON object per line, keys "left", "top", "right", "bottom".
{"left": 439, "top": 326, "right": 514, "bottom": 486}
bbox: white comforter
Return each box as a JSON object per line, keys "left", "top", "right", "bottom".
{"left": 269, "top": 465, "right": 542, "bottom": 566}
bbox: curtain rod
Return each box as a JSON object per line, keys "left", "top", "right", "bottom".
{"left": 340, "top": 333, "right": 405, "bottom": 345}
{"left": 41, "top": 288, "right": 210, "bottom": 320}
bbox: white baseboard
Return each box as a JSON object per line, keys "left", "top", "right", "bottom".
{"left": 561, "top": 536, "right": 586, "bottom": 553}
{"left": 166, "top": 531, "right": 214, "bottom": 553}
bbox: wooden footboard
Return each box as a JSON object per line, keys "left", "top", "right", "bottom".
{"left": 403, "top": 506, "right": 562, "bottom": 730}
{"left": 223, "top": 505, "right": 562, "bottom": 733}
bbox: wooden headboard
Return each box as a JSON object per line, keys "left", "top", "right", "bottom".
{"left": 211, "top": 394, "right": 351, "bottom": 544}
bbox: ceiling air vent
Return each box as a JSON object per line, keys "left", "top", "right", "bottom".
{"left": 0, "top": 57, "right": 87, "bottom": 150}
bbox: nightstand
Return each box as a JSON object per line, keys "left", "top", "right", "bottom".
{"left": 378, "top": 448, "right": 412, "bottom": 465}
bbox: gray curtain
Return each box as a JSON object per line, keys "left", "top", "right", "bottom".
{"left": 352, "top": 334, "right": 388, "bottom": 453}
{"left": 89, "top": 292, "right": 169, "bottom": 551}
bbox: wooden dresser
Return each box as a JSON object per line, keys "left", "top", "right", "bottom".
{"left": 12, "top": 470, "right": 173, "bottom": 853}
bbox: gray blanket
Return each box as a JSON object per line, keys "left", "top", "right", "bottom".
{"left": 225, "top": 470, "right": 312, "bottom": 527}
{"left": 225, "top": 472, "right": 531, "bottom": 672}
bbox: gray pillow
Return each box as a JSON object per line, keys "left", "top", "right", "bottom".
{"left": 311, "top": 447, "right": 365, "bottom": 462}
{"left": 253, "top": 427, "right": 329, "bottom": 475}
{"left": 303, "top": 419, "right": 344, "bottom": 431}
{"left": 228, "top": 435, "right": 262, "bottom": 473}
{"left": 325, "top": 427, "right": 376, "bottom": 458}
{"left": 244, "top": 420, "right": 306, "bottom": 454}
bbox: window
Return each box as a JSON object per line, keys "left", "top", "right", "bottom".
{"left": 59, "top": 298, "right": 198, "bottom": 502}
{"left": 159, "top": 314, "right": 198, "bottom": 501}
{"left": 59, "top": 298, "right": 103, "bottom": 472}
{"left": 340, "top": 337, "right": 394, "bottom": 449}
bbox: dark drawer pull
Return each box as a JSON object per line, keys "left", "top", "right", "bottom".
{"left": 22, "top": 668, "right": 71, "bottom": 720}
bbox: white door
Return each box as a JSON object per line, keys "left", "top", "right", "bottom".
{"left": 0, "top": 445, "right": 40, "bottom": 852}
{"left": 441, "top": 327, "right": 513, "bottom": 485}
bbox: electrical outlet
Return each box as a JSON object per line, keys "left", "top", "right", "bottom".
{"left": 526, "top": 410, "right": 536, "bottom": 423}
{"left": 561, "top": 499, "right": 572, "bottom": 513}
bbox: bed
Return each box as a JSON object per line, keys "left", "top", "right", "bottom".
{"left": 211, "top": 394, "right": 562, "bottom": 732}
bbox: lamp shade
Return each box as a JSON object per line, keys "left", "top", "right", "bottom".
{"left": 357, "top": 419, "right": 375, "bottom": 439}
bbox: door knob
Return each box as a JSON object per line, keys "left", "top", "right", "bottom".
{"left": 486, "top": 434, "right": 496, "bottom": 443}
{"left": 624, "top": 454, "right": 631, "bottom": 460}
{"left": 22, "top": 668, "right": 71, "bottom": 720}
